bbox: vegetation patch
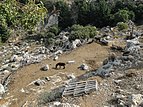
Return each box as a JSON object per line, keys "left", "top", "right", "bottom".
{"left": 38, "top": 86, "right": 64, "bottom": 105}
{"left": 117, "top": 22, "right": 128, "bottom": 31}
{"left": 69, "top": 24, "right": 97, "bottom": 40}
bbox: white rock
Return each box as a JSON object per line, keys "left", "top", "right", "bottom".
{"left": 50, "top": 102, "right": 80, "bottom": 107}
{"left": 114, "top": 80, "right": 122, "bottom": 84}
{"left": 20, "top": 88, "right": 25, "bottom": 93}
{"left": 0, "top": 84, "right": 5, "bottom": 95}
{"left": 2, "top": 70, "right": 10, "bottom": 74}
{"left": 10, "top": 63, "right": 20, "bottom": 71}
{"left": 53, "top": 101, "right": 61, "bottom": 106}
{"left": 63, "top": 35, "right": 69, "bottom": 41}
{"left": 67, "top": 73, "right": 76, "bottom": 79}
{"left": 72, "top": 39, "right": 81, "bottom": 49}
{"left": 115, "top": 94, "right": 126, "bottom": 99}
{"left": 80, "top": 63, "right": 89, "bottom": 70}
{"left": 53, "top": 55, "right": 58, "bottom": 61}
{"left": 61, "top": 103, "right": 80, "bottom": 107}
{"left": 17, "top": 56, "right": 23, "bottom": 62}
{"left": 45, "top": 77, "right": 50, "bottom": 81}
{"left": 10, "top": 55, "right": 18, "bottom": 62}
{"left": 41, "top": 64, "right": 49, "bottom": 71}
{"left": 130, "top": 94, "right": 143, "bottom": 106}
{"left": 127, "top": 37, "right": 140, "bottom": 45}
{"left": 67, "top": 60, "right": 75, "bottom": 64}
{"left": 64, "top": 79, "right": 72, "bottom": 85}
{"left": 1, "top": 64, "right": 9, "bottom": 70}
{"left": 54, "top": 50, "right": 63, "bottom": 55}
{"left": 34, "top": 79, "right": 46, "bottom": 86}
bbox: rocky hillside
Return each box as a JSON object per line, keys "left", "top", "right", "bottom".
{"left": 0, "top": 21, "right": 143, "bottom": 107}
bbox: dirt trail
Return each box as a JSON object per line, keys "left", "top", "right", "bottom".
{"left": 1, "top": 42, "right": 109, "bottom": 107}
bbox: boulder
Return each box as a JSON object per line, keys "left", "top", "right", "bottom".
{"left": 41, "top": 64, "right": 49, "bottom": 71}
{"left": 67, "top": 73, "right": 76, "bottom": 79}
{"left": 45, "top": 77, "right": 50, "bottom": 81}
{"left": 130, "top": 94, "right": 143, "bottom": 106}
{"left": 79, "top": 63, "right": 89, "bottom": 70}
{"left": 53, "top": 101, "right": 61, "bottom": 106}
{"left": 39, "top": 47, "right": 49, "bottom": 54}
{"left": 114, "top": 80, "right": 122, "bottom": 84}
{"left": 96, "top": 66, "right": 112, "bottom": 78}
{"left": 126, "top": 38, "right": 140, "bottom": 45}
{"left": 54, "top": 50, "right": 63, "bottom": 55}
{"left": 9, "top": 63, "right": 20, "bottom": 71}
{"left": 53, "top": 55, "right": 58, "bottom": 61}
{"left": 100, "top": 38, "right": 108, "bottom": 46}
{"left": 2, "top": 70, "right": 10, "bottom": 75}
{"left": 0, "top": 84, "right": 5, "bottom": 95}
{"left": 10, "top": 55, "right": 18, "bottom": 62}
{"left": 72, "top": 39, "right": 81, "bottom": 49}
{"left": 0, "top": 64, "right": 9, "bottom": 71}
{"left": 34, "top": 79, "right": 46, "bottom": 86}
{"left": 62, "top": 35, "right": 69, "bottom": 41}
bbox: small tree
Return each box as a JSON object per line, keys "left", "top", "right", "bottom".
{"left": 69, "top": 24, "right": 97, "bottom": 40}
{"left": 49, "top": 26, "right": 59, "bottom": 35}
{"left": 135, "top": 4, "right": 143, "bottom": 21}
{"left": 117, "top": 22, "right": 128, "bottom": 30}
{"left": 114, "top": 9, "right": 135, "bottom": 23}
{"left": 0, "top": 25, "right": 10, "bottom": 42}
{"left": 95, "top": 0, "right": 111, "bottom": 27}
{"left": 55, "top": 1, "right": 73, "bottom": 29}
{"left": 0, "top": 0, "right": 47, "bottom": 42}
{"left": 74, "top": 0, "right": 90, "bottom": 25}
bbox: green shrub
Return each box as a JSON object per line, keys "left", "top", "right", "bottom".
{"left": 114, "top": 9, "right": 135, "bottom": 23}
{"left": 46, "top": 32, "right": 55, "bottom": 38}
{"left": 49, "top": 26, "right": 59, "bottom": 35}
{"left": 38, "top": 87, "right": 64, "bottom": 105}
{"left": 70, "top": 24, "right": 83, "bottom": 31}
{"left": 0, "top": 25, "right": 10, "bottom": 43}
{"left": 46, "top": 37, "right": 54, "bottom": 45}
{"left": 117, "top": 22, "right": 128, "bottom": 30}
{"left": 69, "top": 24, "right": 97, "bottom": 40}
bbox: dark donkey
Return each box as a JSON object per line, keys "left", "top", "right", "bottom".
{"left": 55, "top": 62, "right": 66, "bottom": 69}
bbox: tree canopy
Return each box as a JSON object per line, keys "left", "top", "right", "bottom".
{"left": 0, "top": 0, "right": 47, "bottom": 42}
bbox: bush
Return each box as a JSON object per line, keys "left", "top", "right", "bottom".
{"left": 0, "top": 25, "right": 10, "bottom": 43}
{"left": 69, "top": 24, "right": 97, "bottom": 40}
{"left": 49, "top": 26, "right": 59, "bottom": 35}
{"left": 114, "top": 9, "right": 135, "bottom": 23}
{"left": 55, "top": 1, "right": 73, "bottom": 29}
{"left": 135, "top": 4, "right": 143, "bottom": 21}
{"left": 70, "top": 24, "right": 83, "bottom": 31}
{"left": 117, "top": 22, "right": 128, "bottom": 30}
{"left": 46, "top": 37, "right": 55, "bottom": 45}
{"left": 38, "top": 87, "right": 64, "bottom": 105}
{"left": 40, "top": 91, "right": 61, "bottom": 103}
{"left": 46, "top": 32, "right": 55, "bottom": 38}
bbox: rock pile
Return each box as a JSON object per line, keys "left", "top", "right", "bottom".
{"left": 49, "top": 101, "right": 80, "bottom": 107}
{"left": 96, "top": 36, "right": 143, "bottom": 78}
{"left": 41, "top": 64, "right": 49, "bottom": 71}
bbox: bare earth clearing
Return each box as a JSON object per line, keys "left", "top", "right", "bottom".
{"left": 1, "top": 42, "right": 111, "bottom": 107}
{"left": 1, "top": 39, "right": 143, "bottom": 107}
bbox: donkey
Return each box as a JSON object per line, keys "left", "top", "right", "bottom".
{"left": 55, "top": 62, "right": 66, "bottom": 69}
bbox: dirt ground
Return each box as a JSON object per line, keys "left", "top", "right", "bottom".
{"left": 1, "top": 39, "right": 142, "bottom": 107}
{"left": 0, "top": 42, "right": 111, "bottom": 107}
